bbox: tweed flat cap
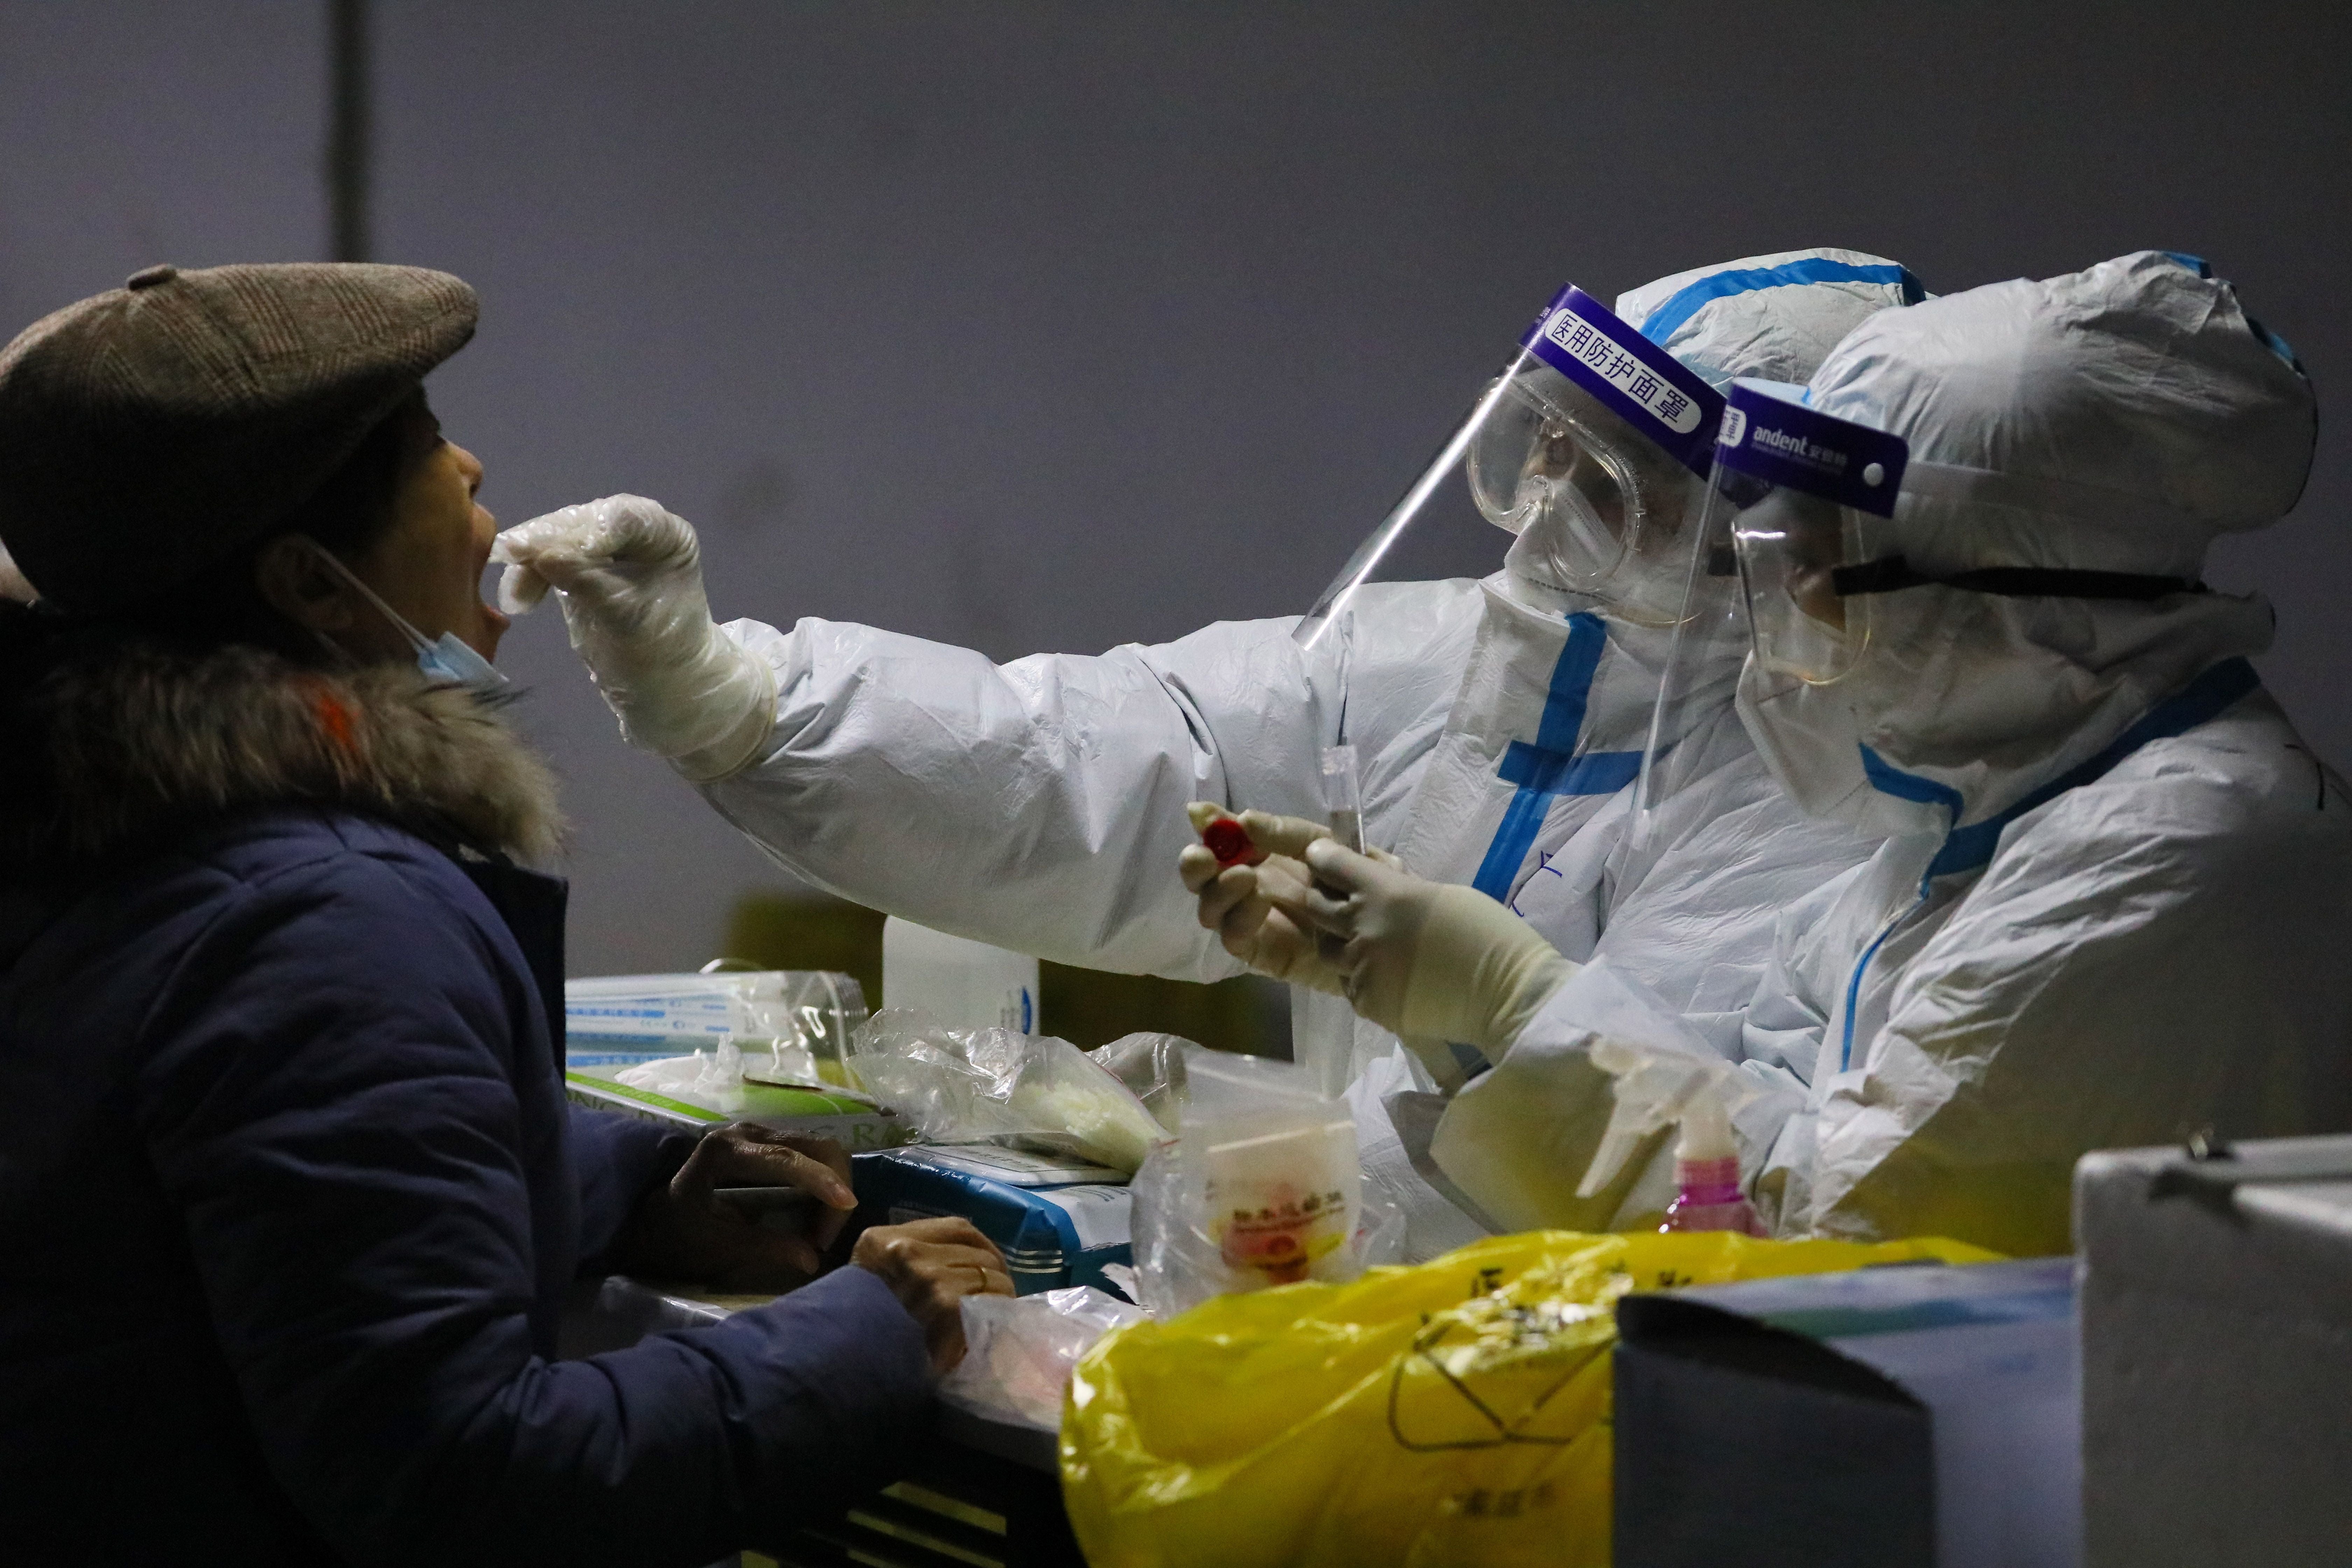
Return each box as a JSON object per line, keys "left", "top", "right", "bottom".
{"left": 0, "top": 261, "right": 477, "bottom": 614}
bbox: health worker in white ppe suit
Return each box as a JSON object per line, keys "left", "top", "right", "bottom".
{"left": 1225, "top": 251, "right": 2352, "bottom": 1259}
{"left": 496, "top": 250, "right": 1921, "bottom": 1258}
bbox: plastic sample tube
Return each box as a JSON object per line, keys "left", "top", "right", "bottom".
{"left": 709, "top": 1032, "right": 748, "bottom": 1113}
{"left": 1319, "top": 746, "right": 1364, "bottom": 853}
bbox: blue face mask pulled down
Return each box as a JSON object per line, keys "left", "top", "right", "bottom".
{"left": 309, "top": 542, "right": 511, "bottom": 696}
{"left": 411, "top": 630, "right": 507, "bottom": 692}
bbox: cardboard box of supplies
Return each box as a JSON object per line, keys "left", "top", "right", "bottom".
{"left": 2077, "top": 1134, "right": 2352, "bottom": 1568}
{"left": 1612, "top": 1256, "right": 2079, "bottom": 1568}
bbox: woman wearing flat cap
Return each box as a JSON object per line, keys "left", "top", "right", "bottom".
{"left": 0, "top": 263, "right": 1011, "bottom": 1563}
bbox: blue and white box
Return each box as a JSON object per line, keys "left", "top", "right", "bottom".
{"left": 852, "top": 1144, "right": 1133, "bottom": 1297}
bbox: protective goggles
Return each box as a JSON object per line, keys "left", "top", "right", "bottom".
{"left": 1711, "top": 384, "right": 2209, "bottom": 687}
{"left": 1628, "top": 382, "right": 1906, "bottom": 839}
{"left": 1716, "top": 384, "right": 1912, "bottom": 687}
{"left": 1295, "top": 286, "right": 1724, "bottom": 651}
{"left": 1630, "top": 379, "right": 2212, "bottom": 837}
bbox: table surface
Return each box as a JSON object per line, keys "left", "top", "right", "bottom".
{"left": 571, "top": 1274, "right": 1064, "bottom": 1472}
{"left": 934, "top": 1399, "right": 1060, "bottom": 1473}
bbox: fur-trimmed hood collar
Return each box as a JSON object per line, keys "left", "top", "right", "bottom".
{"left": 2, "top": 631, "right": 561, "bottom": 877}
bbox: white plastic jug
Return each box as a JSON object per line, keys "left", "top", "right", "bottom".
{"left": 882, "top": 917, "right": 1040, "bottom": 1034}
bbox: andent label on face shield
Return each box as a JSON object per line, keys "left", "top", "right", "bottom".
{"left": 1716, "top": 382, "right": 1909, "bottom": 516}
{"left": 1522, "top": 285, "right": 1723, "bottom": 475}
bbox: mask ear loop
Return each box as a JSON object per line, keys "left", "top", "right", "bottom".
{"left": 301, "top": 538, "right": 438, "bottom": 658}
{"left": 290, "top": 537, "right": 512, "bottom": 700}
{"left": 284, "top": 539, "right": 369, "bottom": 668}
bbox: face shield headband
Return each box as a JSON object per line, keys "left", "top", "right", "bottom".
{"left": 1721, "top": 388, "right": 2217, "bottom": 681}
{"left": 1294, "top": 285, "right": 1724, "bottom": 654}
{"left": 1717, "top": 384, "right": 1914, "bottom": 686}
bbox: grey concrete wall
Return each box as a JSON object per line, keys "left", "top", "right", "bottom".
{"left": 0, "top": 4, "right": 323, "bottom": 331}
{"left": 6, "top": 3, "right": 2347, "bottom": 974}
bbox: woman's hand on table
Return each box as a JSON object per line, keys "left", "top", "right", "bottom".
{"left": 852, "top": 1217, "right": 1015, "bottom": 1374}
{"left": 615, "top": 1123, "right": 859, "bottom": 1292}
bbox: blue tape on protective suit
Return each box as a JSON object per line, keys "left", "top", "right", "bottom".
{"left": 1452, "top": 611, "right": 1643, "bottom": 1084}
{"left": 1636, "top": 258, "right": 1928, "bottom": 348}
{"left": 1836, "top": 657, "right": 2262, "bottom": 1069}
{"left": 1919, "top": 656, "right": 2260, "bottom": 884}
{"left": 1469, "top": 613, "right": 1643, "bottom": 902}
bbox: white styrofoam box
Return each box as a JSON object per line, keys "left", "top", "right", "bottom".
{"left": 2076, "top": 1134, "right": 2352, "bottom": 1568}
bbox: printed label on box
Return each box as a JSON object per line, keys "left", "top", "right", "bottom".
{"left": 1037, "top": 1186, "right": 1135, "bottom": 1251}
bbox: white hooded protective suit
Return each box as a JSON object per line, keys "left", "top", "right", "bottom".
{"left": 700, "top": 250, "right": 1920, "bottom": 1255}
{"left": 1438, "top": 251, "right": 2352, "bottom": 1256}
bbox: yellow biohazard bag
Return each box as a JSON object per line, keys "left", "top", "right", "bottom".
{"left": 1060, "top": 1228, "right": 1993, "bottom": 1568}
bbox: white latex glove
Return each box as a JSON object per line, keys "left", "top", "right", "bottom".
{"left": 1278, "top": 836, "right": 1576, "bottom": 1058}
{"left": 1179, "top": 806, "right": 1361, "bottom": 997}
{"left": 492, "top": 495, "right": 777, "bottom": 782}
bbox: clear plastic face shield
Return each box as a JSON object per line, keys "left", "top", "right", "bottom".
{"left": 1633, "top": 380, "right": 1909, "bottom": 841}
{"left": 1293, "top": 286, "right": 1725, "bottom": 675}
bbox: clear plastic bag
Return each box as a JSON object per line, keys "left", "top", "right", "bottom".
{"left": 938, "top": 1285, "right": 1146, "bottom": 1430}
{"left": 1131, "top": 1049, "right": 1396, "bottom": 1316}
{"left": 1088, "top": 1032, "right": 1192, "bottom": 1132}
{"left": 612, "top": 1037, "right": 751, "bottom": 1113}
{"left": 566, "top": 969, "right": 868, "bottom": 1088}
{"left": 847, "top": 1010, "right": 1172, "bottom": 1174}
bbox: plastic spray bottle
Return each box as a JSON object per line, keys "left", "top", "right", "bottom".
{"left": 1577, "top": 1037, "right": 1766, "bottom": 1236}
{"left": 1656, "top": 1083, "right": 1766, "bottom": 1236}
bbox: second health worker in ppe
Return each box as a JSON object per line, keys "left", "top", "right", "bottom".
{"left": 1267, "top": 251, "right": 2352, "bottom": 1257}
